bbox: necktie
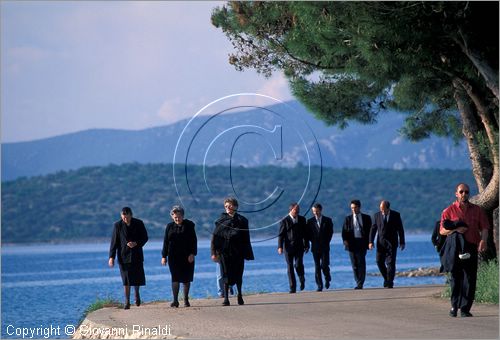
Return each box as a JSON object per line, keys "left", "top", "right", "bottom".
{"left": 355, "top": 215, "right": 362, "bottom": 234}
{"left": 384, "top": 214, "right": 388, "bottom": 226}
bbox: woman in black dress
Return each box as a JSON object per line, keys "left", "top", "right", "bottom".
{"left": 109, "top": 207, "right": 149, "bottom": 309}
{"left": 162, "top": 205, "right": 197, "bottom": 307}
{"left": 211, "top": 197, "right": 254, "bottom": 306}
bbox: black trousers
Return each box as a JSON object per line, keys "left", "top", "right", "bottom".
{"left": 312, "top": 251, "right": 331, "bottom": 288}
{"left": 348, "top": 239, "right": 367, "bottom": 287}
{"left": 450, "top": 242, "right": 478, "bottom": 312}
{"left": 376, "top": 243, "right": 398, "bottom": 285}
{"left": 284, "top": 250, "right": 304, "bottom": 290}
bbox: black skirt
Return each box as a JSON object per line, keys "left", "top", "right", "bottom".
{"left": 168, "top": 256, "right": 195, "bottom": 282}
{"left": 119, "top": 262, "right": 146, "bottom": 286}
{"left": 220, "top": 253, "right": 244, "bottom": 286}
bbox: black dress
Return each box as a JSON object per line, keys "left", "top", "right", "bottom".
{"left": 109, "top": 217, "right": 149, "bottom": 286}
{"left": 162, "top": 219, "right": 197, "bottom": 282}
{"left": 211, "top": 213, "right": 254, "bottom": 286}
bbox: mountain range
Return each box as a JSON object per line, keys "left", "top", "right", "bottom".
{"left": 2, "top": 101, "right": 470, "bottom": 181}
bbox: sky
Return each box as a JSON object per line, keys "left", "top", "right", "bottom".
{"left": 1, "top": 1, "right": 293, "bottom": 143}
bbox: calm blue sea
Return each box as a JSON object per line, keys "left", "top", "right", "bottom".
{"left": 1, "top": 234, "right": 444, "bottom": 339}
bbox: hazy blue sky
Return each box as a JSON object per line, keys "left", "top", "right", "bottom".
{"left": 1, "top": 1, "right": 293, "bottom": 143}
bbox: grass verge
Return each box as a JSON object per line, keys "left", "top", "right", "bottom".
{"left": 79, "top": 297, "right": 122, "bottom": 324}
{"left": 441, "top": 259, "right": 499, "bottom": 304}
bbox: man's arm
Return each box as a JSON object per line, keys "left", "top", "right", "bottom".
{"left": 368, "top": 215, "right": 378, "bottom": 249}
{"left": 478, "top": 206, "right": 490, "bottom": 252}
{"left": 278, "top": 219, "right": 286, "bottom": 254}
{"left": 478, "top": 231, "right": 488, "bottom": 252}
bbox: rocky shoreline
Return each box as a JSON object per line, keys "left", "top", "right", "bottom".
{"left": 369, "top": 266, "right": 445, "bottom": 277}
{"left": 396, "top": 266, "right": 445, "bottom": 277}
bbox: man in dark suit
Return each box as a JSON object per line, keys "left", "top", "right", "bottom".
{"left": 306, "top": 203, "right": 334, "bottom": 291}
{"left": 342, "top": 199, "right": 372, "bottom": 289}
{"left": 278, "top": 203, "right": 309, "bottom": 293}
{"left": 369, "top": 200, "right": 405, "bottom": 288}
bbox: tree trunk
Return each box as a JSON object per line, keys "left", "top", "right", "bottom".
{"left": 453, "top": 81, "right": 493, "bottom": 191}
{"left": 453, "top": 80, "right": 499, "bottom": 260}
{"left": 461, "top": 80, "right": 500, "bottom": 212}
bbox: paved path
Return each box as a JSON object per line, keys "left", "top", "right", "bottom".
{"left": 74, "top": 285, "right": 498, "bottom": 339}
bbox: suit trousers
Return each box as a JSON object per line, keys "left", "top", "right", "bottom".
{"left": 284, "top": 250, "right": 304, "bottom": 290}
{"left": 376, "top": 243, "right": 398, "bottom": 285}
{"left": 312, "top": 251, "right": 331, "bottom": 288}
{"left": 450, "top": 242, "right": 478, "bottom": 313}
{"left": 348, "top": 239, "right": 367, "bottom": 287}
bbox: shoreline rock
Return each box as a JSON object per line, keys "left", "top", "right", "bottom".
{"left": 368, "top": 266, "right": 445, "bottom": 277}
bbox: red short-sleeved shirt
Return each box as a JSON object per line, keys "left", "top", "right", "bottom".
{"left": 440, "top": 201, "right": 490, "bottom": 245}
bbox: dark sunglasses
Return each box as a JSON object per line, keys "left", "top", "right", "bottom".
{"left": 459, "top": 190, "right": 469, "bottom": 194}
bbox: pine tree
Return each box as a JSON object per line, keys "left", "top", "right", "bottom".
{"left": 212, "top": 1, "right": 499, "bottom": 257}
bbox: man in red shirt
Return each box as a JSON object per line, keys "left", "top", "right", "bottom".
{"left": 440, "top": 183, "right": 490, "bottom": 317}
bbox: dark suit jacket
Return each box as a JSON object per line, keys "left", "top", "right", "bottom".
{"left": 278, "top": 215, "right": 308, "bottom": 254}
{"left": 342, "top": 213, "right": 372, "bottom": 252}
{"left": 109, "top": 217, "right": 149, "bottom": 264}
{"left": 306, "top": 215, "right": 333, "bottom": 254}
{"left": 211, "top": 213, "right": 254, "bottom": 260}
{"left": 369, "top": 210, "right": 405, "bottom": 248}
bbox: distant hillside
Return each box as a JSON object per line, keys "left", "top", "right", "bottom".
{"left": 1, "top": 101, "right": 470, "bottom": 181}
{"left": 1, "top": 163, "right": 475, "bottom": 243}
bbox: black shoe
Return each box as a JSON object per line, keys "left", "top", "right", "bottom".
{"left": 300, "top": 279, "right": 305, "bottom": 291}
{"left": 449, "top": 308, "right": 457, "bottom": 317}
{"left": 383, "top": 281, "right": 388, "bottom": 288}
{"left": 461, "top": 311, "right": 473, "bottom": 317}
{"left": 354, "top": 286, "right": 363, "bottom": 290}
{"left": 237, "top": 295, "right": 244, "bottom": 305}
{"left": 184, "top": 299, "right": 190, "bottom": 307}
{"left": 135, "top": 296, "right": 141, "bottom": 307}
{"left": 222, "top": 299, "right": 230, "bottom": 306}
{"left": 124, "top": 303, "right": 130, "bottom": 310}
{"left": 170, "top": 301, "right": 179, "bottom": 308}
{"left": 325, "top": 281, "right": 330, "bottom": 289}
{"left": 289, "top": 289, "right": 296, "bottom": 294}
{"left": 316, "top": 286, "right": 323, "bottom": 292}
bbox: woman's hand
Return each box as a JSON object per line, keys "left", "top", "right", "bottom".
{"left": 161, "top": 257, "right": 167, "bottom": 266}
{"left": 211, "top": 254, "right": 218, "bottom": 262}
{"left": 188, "top": 254, "right": 195, "bottom": 263}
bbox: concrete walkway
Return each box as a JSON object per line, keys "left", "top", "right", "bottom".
{"left": 74, "top": 285, "right": 498, "bottom": 339}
